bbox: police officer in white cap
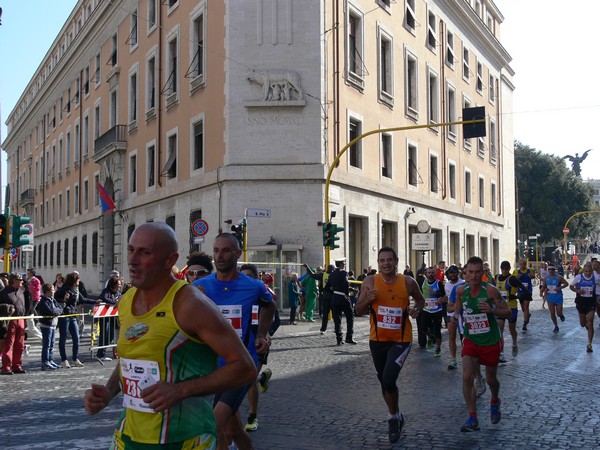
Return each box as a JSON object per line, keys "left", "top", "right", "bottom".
{"left": 326, "top": 258, "right": 356, "bottom": 345}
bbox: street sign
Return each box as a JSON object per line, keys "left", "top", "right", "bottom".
{"left": 411, "top": 233, "right": 435, "bottom": 251}
{"left": 563, "top": 228, "right": 570, "bottom": 235}
{"left": 528, "top": 235, "right": 538, "bottom": 240}
{"left": 22, "top": 244, "right": 34, "bottom": 252}
{"left": 0, "top": 248, "right": 19, "bottom": 262}
{"left": 192, "top": 219, "right": 209, "bottom": 237}
{"left": 247, "top": 208, "right": 271, "bottom": 218}
{"left": 193, "top": 236, "right": 205, "bottom": 244}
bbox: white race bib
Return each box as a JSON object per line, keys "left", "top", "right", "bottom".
{"left": 376, "top": 305, "right": 403, "bottom": 330}
{"left": 218, "top": 305, "right": 243, "bottom": 338}
{"left": 464, "top": 313, "right": 490, "bottom": 335}
{"left": 120, "top": 358, "right": 160, "bottom": 413}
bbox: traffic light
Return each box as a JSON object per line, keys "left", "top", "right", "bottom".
{"left": 462, "top": 106, "right": 486, "bottom": 139}
{"left": 230, "top": 218, "right": 246, "bottom": 250}
{"left": 322, "top": 222, "right": 332, "bottom": 247}
{"left": 528, "top": 246, "right": 535, "bottom": 260}
{"left": 0, "top": 215, "right": 6, "bottom": 248}
{"left": 329, "top": 223, "right": 345, "bottom": 250}
{"left": 11, "top": 215, "right": 31, "bottom": 248}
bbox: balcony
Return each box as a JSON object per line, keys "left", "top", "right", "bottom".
{"left": 19, "top": 189, "right": 35, "bottom": 208}
{"left": 93, "top": 125, "right": 128, "bottom": 162}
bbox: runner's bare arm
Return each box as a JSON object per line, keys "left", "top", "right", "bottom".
{"left": 485, "top": 285, "right": 511, "bottom": 319}
{"left": 141, "top": 285, "right": 257, "bottom": 412}
{"left": 84, "top": 365, "right": 121, "bottom": 414}
{"left": 452, "top": 285, "right": 465, "bottom": 322}
{"left": 405, "top": 276, "right": 425, "bottom": 318}
{"left": 355, "top": 276, "right": 375, "bottom": 316}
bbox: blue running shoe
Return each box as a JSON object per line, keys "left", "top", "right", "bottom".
{"left": 460, "top": 416, "right": 480, "bottom": 432}
{"left": 491, "top": 399, "right": 502, "bottom": 424}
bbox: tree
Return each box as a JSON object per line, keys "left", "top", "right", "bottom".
{"left": 515, "top": 141, "right": 595, "bottom": 244}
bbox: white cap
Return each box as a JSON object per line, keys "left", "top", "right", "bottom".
{"left": 334, "top": 258, "right": 346, "bottom": 263}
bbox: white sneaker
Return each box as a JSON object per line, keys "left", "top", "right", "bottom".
{"left": 73, "top": 359, "right": 84, "bottom": 367}
{"left": 61, "top": 360, "right": 71, "bottom": 369}
{"left": 99, "top": 356, "right": 112, "bottom": 362}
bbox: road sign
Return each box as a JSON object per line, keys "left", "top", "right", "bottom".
{"left": 528, "top": 235, "right": 538, "bottom": 240}
{"left": 193, "top": 236, "right": 205, "bottom": 244}
{"left": 0, "top": 248, "right": 19, "bottom": 262}
{"left": 247, "top": 208, "right": 271, "bottom": 218}
{"left": 22, "top": 244, "right": 34, "bottom": 252}
{"left": 411, "top": 233, "right": 435, "bottom": 251}
{"left": 192, "top": 219, "right": 209, "bottom": 237}
{"left": 563, "top": 228, "right": 570, "bottom": 234}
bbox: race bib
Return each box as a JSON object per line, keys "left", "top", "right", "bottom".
{"left": 464, "top": 313, "right": 490, "bottom": 335}
{"left": 547, "top": 286, "right": 557, "bottom": 293}
{"left": 376, "top": 305, "right": 403, "bottom": 330}
{"left": 120, "top": 358, "right": 160, "bottom": 413}
{"left": 521, "top": 282, "right": 529, "bottom": 289}
{"left": 218, "top": 305, "right": 243, "bottom": 338}
{"left": 425, "top": 298, "right": 439, "bottom": 310}
{"left": 251, "top": 305, "right": 259, "bottom": 325}
{"left": 499, "top": 291, "right": 508, "bottom": 299}
{"left": 582, "top": 286, "right": 593, "bottom": 298}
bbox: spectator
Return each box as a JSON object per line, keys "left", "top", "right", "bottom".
{"left": 37, "top": 284, "right": 62, "bottom": 371}
{"left": 96, "top": 277, "right": 122, "bottom": 361}
{"left": 25, "top": 269, "right": 43, "bottom": 340}
{"left": 53, "top": 273, "right": 65, "bottom": 290}
{"left": 288, "top": 273, "right": 301, "bottom": 325}
{"left": 0, "top": 274, "right": 28, "bottom": 375}
{"left": 0, "top": 272, "right": 8, "bottom": 289}
{"left": 403, "top": 265, "right": 415, "bottom": 278}
{"left": 185, "top": 252, "right": 213, "bottom": 284}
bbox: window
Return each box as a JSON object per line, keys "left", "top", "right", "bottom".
{"left": 74, "top": 184, "right": 80, "bottom": 214}
{"left": 94, "top": 104, "right": 101, "bottom": 139}
{"left": 58, "top": 192, "right": 62, "bottom": 220}
{"left": 129, "top": 71, "right": 138, "bottom": 124}
{"left": 446, "top": 83, "right": 457, "bottom": 139}
{"left": 166, "top": 215, "right": 176, "bottom": 231}
{"left": 381, "top": 133, "right": 392, "bottom": 178}
{"left": 74, "top": 122, "right": 80, "bottom": 163}
{"left": 146, "top": 55, "right": 156, "bottom": 113}
{"left": 66, "top": 188, "right": 70, "bottom": 217}
{"left": 446, "top": 30, "right": 455, "bottom": 68}
{"left": 166, "top": 35, "right": 178, "bottom": 96}
{"left": 110, "top": 34, "right": 118, "bottom": 66}
{"left": 94, "top": 174, "right": 100, "bottom": 207}
{"left": 476, "top": 62, "right": 484, "bottom": 93}
{"left": 83, "top": 114, "right": 89, "bottom": 158}
{"left": 465, "top": 170, "right": 472, "bottom": 204}
{"left": 57, "top": 240, "right": 61, "bottom": 266}
{"left": 83, "top": 179, "right": 89, "bottom": 211}
{"left": 165, "top": 132, "right": 178, "bottom": 179}
{"left": 130, "top": 152, "right": 137, "bottom": 194}
{"left": 491, "top": 182, "right": 497, "bottom": 212}
{"left": 427, "top": 67, "right": 439, "bottom": 125}
{"left": 168, "top": 0, "right": 179, "bottom": 9}
{"left": 110, "top": 90, "right": 117, "bottom": 127}
{"left": 189, "top": 10, "right": 205, "bottom": 84}
{"left": 479, "top": 177, "right": 485, "bottom": 208}
{"left": 129, "top": 10, "right": 138, "bottom": 48}
{"left": 66, "top": 130, "right": 71, "bottom": 168}
{"left": 462, "top": 95, "right": 472, "bottom": 151}
{"left": 51, "top": 144, "right": 56, "bottom": 178}
{"left": 82, "top": 234, "right": 87, "bottom": 265}
{"left": 147, "top": 0, "right": 157, "bottom": 31}
{"left": 72, "top": 236, "right": 78, "bottom": 266}
{"left": 192, "top": 120, "right": 204, "bottom": 170}
{"left": 405, "top": 0, "right": 416, "bottom": 33}
{"left": 95, "top": 52, "right": 101, "bottom": 86}
{"left": 427, "top": 10, "right": 437, "bottom": 51}
{"left": 147, "top": 142, "right": 156, "bottom": 187}
{"left": 378, "top": 27, "right": 393, "bottom": 103}
{"left": 59, "top": 136, "right": 64, "bottom": 172}
{"left": 489, "top": 119, "right": 497, "bottom": 162}
{"left": 92, "top": 232, "right": 98, "bottom": 264}
{"left": 462, "top": 46, "right": 470, "bottom": 81}
{"left": 44, "top": 243, "right": 48, "bottom": 267}
{"left": 449, "top": 163, "right": 456, "bottom": 199}
{"left": 347, "top": 6, "right": 365, "bottom": 87}
{"left": 348, "top": 117, "right": 362, "bottom": 169}
{"left": 405, "top": 49, "right": 418, "bottom": 118}
{"left": 489, "top": 74, "right": 496, "bottom": 103}
{"left": 478, "top": 137, "right": 485, "bottom": 158}
{"left": 408, "top": 143, "right": 418, "bottom": 187}
{"left": 84, "top": 65, "right": 90, "bottom": 95}
{"left": 430, "top": 154, "right": 439, "bottom": 193}
{"left": 64, "top": 239, "right": 69, "bottom": 266}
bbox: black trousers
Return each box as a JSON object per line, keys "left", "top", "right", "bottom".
{"left": 332, "top": 296, "right": 354, "bottom": 340}
{"left": 320, "top": 292, "right": 333, "bottom": 332}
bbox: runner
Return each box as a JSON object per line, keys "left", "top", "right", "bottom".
{"left": 453, "top": 256, "right": 511, "bottom": 432}
{"left": 540, "top": 265, "right": 568, "bottom": 333}
{"left": 418, "top": 267, "right": 445, "bottom": 357}
{"left": 355, "top": 246, "right": 425, "bottom": 443}
{"left": 83, "top": 223, "right": 256, "bottom": 449}
{"left": 513, "top": 258, "right": 536, "bottom": 331}
{"left": 538, "top": 262, "right": 549, "bottom": 308}
{"left": 570, "top": 262, "right": 598, "bottom": 352}
{"left": 494, "top": 261, "right": 532, "bottom": 361}
{"left": 445, "top": 265, "right": 464, "bottom": 370}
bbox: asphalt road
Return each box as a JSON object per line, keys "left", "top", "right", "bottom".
{"left": 1, "top": 288, "right": 599, "bottom": 449}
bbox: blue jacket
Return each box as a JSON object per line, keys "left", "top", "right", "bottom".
{"left": 37, "top": 295, "right": 63, "bottom": 328}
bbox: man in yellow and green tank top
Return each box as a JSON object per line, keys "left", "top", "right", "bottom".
{"left": 453, "top": 256, "right": 511, "bottom": 433}
{"left": 84, "top": 223, "right": 257, "bottom": 450}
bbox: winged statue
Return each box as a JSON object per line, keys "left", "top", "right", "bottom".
{"left": 563, "top": 149, "right": 592, "bottom": 177}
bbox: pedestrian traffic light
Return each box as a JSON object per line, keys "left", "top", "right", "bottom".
{"left": 322, "top": 222, "right": 332, "bottom": 247}
{"left": 0, "top": 215, "right": 6, "bottom": 248}
{"left": 329, "top": 223, "right": 345, "bottom": 250}
{"left": 230, "top": 218, "right": 246, "bottom": 250}
{"left": 11, "top": 215, "right": 31, "bottom": 248}
{"left": 462, "top": 106, "right": 486, "bottom": 139}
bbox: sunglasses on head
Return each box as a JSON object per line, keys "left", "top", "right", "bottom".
{"left": 188, "top": 269, "right": 209, "bottom": 277}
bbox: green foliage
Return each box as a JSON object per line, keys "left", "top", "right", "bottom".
{"left": 515, "top": 141, "right": 595, "bottom": 243}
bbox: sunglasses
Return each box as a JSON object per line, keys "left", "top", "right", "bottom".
{"left": 188, "top": 269, "right": 209, "bottom": 277}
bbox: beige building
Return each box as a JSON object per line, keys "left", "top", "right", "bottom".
{"left": 3, "top": 0, "right": 515, "bottom": 296}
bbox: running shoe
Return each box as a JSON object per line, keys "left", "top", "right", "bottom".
{"left": 426, "top": 339, "right": 434, "bottom": 349}
{"left": 388, "top": 415, "right": 404, "bottom": 443}
{"left": 25, "top": 345, "right": 31, "bottom": 356}
{"left": 553, "top": 326, "right": 559, "bottom": 334}
{"left": 498, "top": 352, "right": 507, "bottom": 364}
{"left": 476, "top": 376, "right": 486, "bottom": 397}
{"left": 447, "top": 358, "right": 458, "bottom": 370}
{"left": 73, "top": 359, "right": 84, "bottom": 367}
{"left": 587, "top": 344, "right": 593, "bottom": 353}
{"left": 522, "top": 323, "right": 528, "bottom": 332}
{"left": 244, "top": 418, "right": 258, "bottom": 432}
{"left": 560, "top": 315, "right": 565, "bottom": 322}
{"left": 512, "top": 345, "right": 518, "bottom": 357}
{"left": 49, "top": 361, "right": 61, "bottom": 369}
{"left": 435, "top": 347, "right": 441, "bottom": 357}
{"left": 259, "top": 368, "right": 272, "bottom": 393}
{"left": 490, "top": 399, "right": 502, "bottom": 424}
{"left": 460, "top": 416, "right": 480, "bottom": 432}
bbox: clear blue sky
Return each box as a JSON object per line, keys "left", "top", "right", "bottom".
{"left": 0, "top": 1, "right": 78, "bottom": 202}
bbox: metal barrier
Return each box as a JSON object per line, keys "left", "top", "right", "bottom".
{"left": 90, "top": 304, "right": 118, "bottom": 364}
